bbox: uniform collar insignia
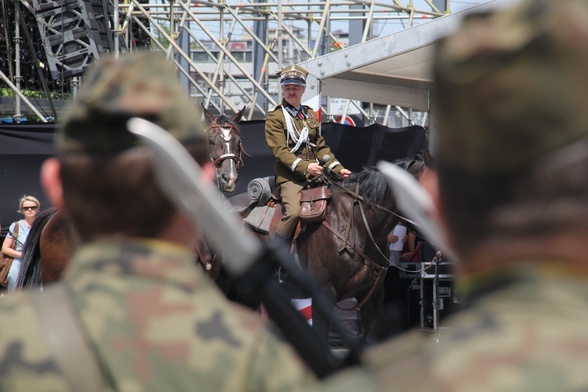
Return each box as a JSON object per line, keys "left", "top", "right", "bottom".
{"left": 284, "top": 103, "right": 306, "bottom": 119}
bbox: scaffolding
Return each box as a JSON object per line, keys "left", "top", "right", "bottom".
{"left": 1, "top": 0, "right": 455, "bottom": 123}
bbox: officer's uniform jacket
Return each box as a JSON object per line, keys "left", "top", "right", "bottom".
{"left": 265, "top": 99, "right": 343, "bottom": 186}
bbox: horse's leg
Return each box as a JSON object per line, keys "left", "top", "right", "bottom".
{"left": 329, "top": 297, "right": 364, "bottom": 351}
{"left": 310, "top": 286, "right": 336, "bottom": 348}
{"left": 361, "top": 283, "right": 386, "bottom": 344}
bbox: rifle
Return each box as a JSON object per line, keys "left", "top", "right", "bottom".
{"left": 127, "top": 118, "right": 361, "bottom": 379}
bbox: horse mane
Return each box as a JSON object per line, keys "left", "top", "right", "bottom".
{"left": 15, "top": 207, "right": 58, "bottom": 289}
{"left": 334, "top": 167, "right": 394, "bottom": 207}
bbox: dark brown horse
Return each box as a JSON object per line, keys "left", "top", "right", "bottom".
{"left": 230, "top": 168, "right": 400, "bottom": 343}
{"left": 16, "top": 107, "right": 250, "bottom": 288}
{"left": 202, "top": 104, "right": 249, "bottom": 194}
{"left": 16, "top": 207, "right": 73, "bottom": 288}
{"left": 197, "top": 105, "right": 249, "bottom": 280}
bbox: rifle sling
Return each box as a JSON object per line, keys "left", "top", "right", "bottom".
{"left": 30, "top": 284, "right": 105, "bottom": 392}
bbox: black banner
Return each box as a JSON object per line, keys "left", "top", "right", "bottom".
{"left": 0, "top": 121, "right": 426, "bottom": 236}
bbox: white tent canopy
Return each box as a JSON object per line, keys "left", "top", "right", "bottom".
{"left": 299, "top": 0, "right": 512, "bottom": 112}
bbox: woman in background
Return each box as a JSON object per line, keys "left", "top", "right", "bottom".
{"left": 1, "top": 195, "right": 40, "bottom": 291}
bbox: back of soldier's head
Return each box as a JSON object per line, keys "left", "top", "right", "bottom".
{"left": 431, "top": 0, "right": 588, "bottom": 254}
{"left": 57, "top": 51, "right": 207, "bottom": 241}
{"left": 58, "top": 50, "right": 206, "bottom": 155}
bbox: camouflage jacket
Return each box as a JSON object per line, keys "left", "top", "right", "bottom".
{"left": 0, "top": 239, "right": 317, "bottom": 391}
{"left": 315, "top": 261, "right": 588, "bottom": 392}
{"left": 265, "top": 99, "right": 344, "bottom": 186}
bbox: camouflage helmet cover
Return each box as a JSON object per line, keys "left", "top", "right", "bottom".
{"left": 57, "top": 51, "right": 206, "bottom": 153}
{"left": 432, "top": 0, "right": 588, "bottom": 174}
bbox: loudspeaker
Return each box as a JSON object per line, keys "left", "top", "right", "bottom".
{"left": 34, "top": 0, "right": 114, "bottom": 80}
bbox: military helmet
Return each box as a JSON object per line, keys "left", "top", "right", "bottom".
{"left": 432, "top": 0, "right": 588, "bottom": 174}
{"left": 57, "top": 51, "right": 206, "bottom": 153}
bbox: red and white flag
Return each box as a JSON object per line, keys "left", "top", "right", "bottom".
{"left": 303, "top": 94, "right": 322, "bottom": 126}
{"left": 291, "top": 298, "right": 312, "bottom": 326}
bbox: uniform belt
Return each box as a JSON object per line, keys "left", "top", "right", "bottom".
{"left": 296, "top": 150, "right": 316, "bottom": 161}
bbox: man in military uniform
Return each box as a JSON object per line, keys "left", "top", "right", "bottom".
{"left": 265, "top": 65, "right": 351, "bottom": 242}
{"left": 0, "top": 52, "right": 317, "bottom": 391}
{"left": 312, "top": 0, "right": 588, "bottom": 390}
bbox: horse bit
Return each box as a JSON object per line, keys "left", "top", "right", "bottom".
{"left": 208, "top": 122, "right": 245, "bottom": 170}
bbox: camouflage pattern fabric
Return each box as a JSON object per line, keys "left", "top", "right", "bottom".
{"left": 310, "top": 0, "right": 588, "bottom": 390}
{"left": 313, "top": 262, "right": 588, "bottom": 392}
{"left": 433, "top": 0, "right": 588, "bottom": 174}
{"left": 57, "top": 51, "right": 206, "bottom": 153}
{"left": 429, "top": 263, "right": 588, "bottom": 392}
{"left": 0, "top": 240, "right": 317, "bottom": 391}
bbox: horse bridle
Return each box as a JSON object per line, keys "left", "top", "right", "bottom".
{"left": 207, "top": 122, "right": 247, "bottom": 171}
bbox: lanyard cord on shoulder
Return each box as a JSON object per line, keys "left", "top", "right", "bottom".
{"left": 282, "top": 106, "right": 309, "bottom": 153}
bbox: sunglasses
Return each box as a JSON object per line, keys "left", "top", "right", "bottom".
{"left": 22, "top": 206, "right": 38, "bottom": 211}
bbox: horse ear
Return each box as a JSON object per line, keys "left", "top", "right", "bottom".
{"left": 201, "top": 103, "right": 216, "bottom": 125}
{"left": 231, "top": 106, "right": 246, "bottom": 124}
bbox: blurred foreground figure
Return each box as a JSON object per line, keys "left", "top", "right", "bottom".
{"left": 0, "top": 52, "right": 316, "bottom": 392}
{"left": 314, "top": 0, "right": 588, "bottom": 390}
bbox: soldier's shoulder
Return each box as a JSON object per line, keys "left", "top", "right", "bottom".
{"left": 312, "top": 330, "right": 435, "bottom": 392}
{"left": 268, "top": 104, "right": 284, "bottom": 115}
{"left": 427, "top": 285, "right": 588, "bottom": 390}
{"left": 310, "top": 365, "right": 379, "bottom": 392}
{"left": 0, "top": 291, "right": 36, "bottom": 319}
{"left": 0, "top": 292, "right": 51, "bottom": 344}
{"left": 361, "top": 329, "right": 439, "bottom": 391}
{"left": 0, "top": 293, "right": 67, "bottom": 390}
{"left": 266, "top": 107, "right": 285, "bottom": 126}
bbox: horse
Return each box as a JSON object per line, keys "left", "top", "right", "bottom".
{"left": 16, "top": 106, "right": 250, "bottom": 289}
{"left": 201, "top": 104, "right": 249, "bottom": 193}
{"left": 195, "top": 105, "right": 249, "bottom": 280}
{"left": 16, "top": 207, "right": 73, "bottom": 288}
{"left": 229, "top": 168, "right": 400, "bottom": 344}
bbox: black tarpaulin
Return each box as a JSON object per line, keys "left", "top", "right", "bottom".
{"left": 0, "top": 122, "right": 426, "bottom": 237}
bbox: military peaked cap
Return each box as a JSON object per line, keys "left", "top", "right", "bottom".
{"left": 277, "top": 65, "right": 308, "bottom": 86}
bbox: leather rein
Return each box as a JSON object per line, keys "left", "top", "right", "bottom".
{"left": 318, "top": 176, "right": 407, "bottom": 309}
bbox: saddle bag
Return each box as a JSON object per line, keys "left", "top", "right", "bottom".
{"left": 299, "top": 186, "right": 331, "bottom": 223}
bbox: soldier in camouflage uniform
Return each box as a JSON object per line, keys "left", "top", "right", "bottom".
{"left": 0, "top": 52, "right": 317, "bottom": 391}
{"left": 312, "top": 0, "right": 588, "bottom": 390}
{"left": 265, "top": 65, "right": 351, "bottom": 241}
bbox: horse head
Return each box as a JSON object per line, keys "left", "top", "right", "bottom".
{"left": 202, "top": 104, "right": 248, "bottom": 193}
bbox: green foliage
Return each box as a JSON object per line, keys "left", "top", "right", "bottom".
{"left": 0, "top": 88, "right": 70, "bottom": 100}
{"left": 154, "top": 23, "right": 172, "bottom": 50}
